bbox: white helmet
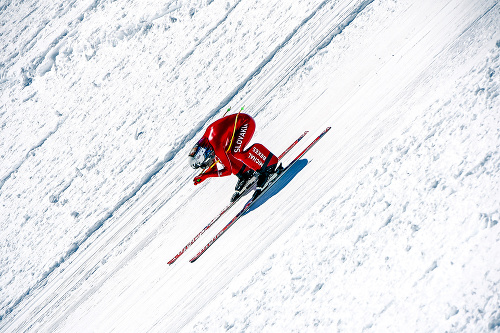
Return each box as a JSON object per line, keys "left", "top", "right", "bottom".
{"left": 188, "top": 138, "right": 216, "bottom": 169}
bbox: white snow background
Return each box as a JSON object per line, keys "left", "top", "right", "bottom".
{"left": 1, "top": 0, "right": 499, "bottom": 331}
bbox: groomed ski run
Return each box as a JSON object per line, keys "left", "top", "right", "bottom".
{"left": 0, "top": 0, "right": 499, "bottom": 332}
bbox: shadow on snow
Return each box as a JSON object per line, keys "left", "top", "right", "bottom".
{"left": 245, "top": 159, "right": 309, "bottom": 214}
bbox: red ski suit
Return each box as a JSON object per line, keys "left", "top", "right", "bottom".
{"left": 194, "top": 113, "right": 278, "bottom": 184}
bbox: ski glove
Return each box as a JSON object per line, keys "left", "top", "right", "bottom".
{"left": 193, "top": 173, "right": 209, "bottom": 185}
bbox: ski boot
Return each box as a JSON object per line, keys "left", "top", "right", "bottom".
{"left": 251, "top": 163, "right": 282, "bottom": 200}
{"left": 230, "top": 170, "right": 255, "bottom": 202}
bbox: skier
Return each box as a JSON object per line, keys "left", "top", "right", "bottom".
{"left": 188, "top": 112, "right": 279, "bottom": 201}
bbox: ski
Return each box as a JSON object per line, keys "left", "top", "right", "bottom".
{"left": 189, "top": 127, "right": 331, "bottom": 263}
{"left": 167, "top": 131, "right": 308, "bottom": 265}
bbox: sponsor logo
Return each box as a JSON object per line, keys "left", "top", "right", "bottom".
{"left": 248, "top": 153, "right": 264, "bottom": 167}
{"left": 252, "top": 147, "right": 266, "bottom": 160}
{"left": 233, "top": 124, "right": 249, "bottom": 153}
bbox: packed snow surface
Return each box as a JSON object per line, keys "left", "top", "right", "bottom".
{"left": 0, "top": 0, "right": 499, "bottom": 332}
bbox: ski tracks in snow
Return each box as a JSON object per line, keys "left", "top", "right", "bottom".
{"left": 177, "top": 0, "right": 376, "bottom": 136}
{"left": 217, "top": 0, "right": 376, "bottom": 117}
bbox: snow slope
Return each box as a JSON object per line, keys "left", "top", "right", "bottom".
{"left": 0, "top": 0, "right": 499, "bottom": 332}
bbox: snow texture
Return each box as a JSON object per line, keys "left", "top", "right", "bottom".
{"left": 0, "top": 0, "right": 499, "bottom": 332}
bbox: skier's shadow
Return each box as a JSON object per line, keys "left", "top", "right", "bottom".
{"left": 245, "top": 159, "right": 308, "bottom": 214}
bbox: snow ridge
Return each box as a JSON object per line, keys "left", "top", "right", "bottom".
{"left": 0, "top": 115, "right": 67, "bottom": 191}
{"left": 178, "top": 0, "right": 243, "bottom": 66}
